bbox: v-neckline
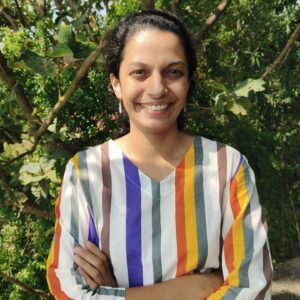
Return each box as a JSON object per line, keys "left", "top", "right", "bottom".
{"left": 109, "top": 136, "right": 198, "bottom": 184}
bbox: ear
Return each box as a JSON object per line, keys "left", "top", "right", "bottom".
{"left": 110, "top": 73, "right": 122, "bottom": 100}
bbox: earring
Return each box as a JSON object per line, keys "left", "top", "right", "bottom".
{"left": 183, "top": 105, "right": 186, "bottom": 112}
{"left": 119, "top": 101, "right": 122, "bottom": 114}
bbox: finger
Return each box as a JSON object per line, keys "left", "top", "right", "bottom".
{"left": 78, "top": 267, "right": 98, "bottom": 289}
{"left": 85, "top": 241, "right": 108, "bottom": 261}
{"left": 84, "top": 241, "right": 113, "bottom": 278}
{"left": 74, "top": 254, "right": 105, "bottom": 285}
{"left": 74, "top": 246, "right": 106, "bottom": 270}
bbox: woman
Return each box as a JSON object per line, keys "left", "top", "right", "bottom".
{"left": 47, "top": 10, "right": 272, "bottom": 299}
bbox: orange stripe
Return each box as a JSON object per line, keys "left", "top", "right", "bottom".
{"left": 46, "top": 188, "right": 73, "bottom": 300}
{"left": 175, "top": 159, "right": 187, "bottom": 276}
{"left": 223, "top": 178, "right": 239, "bottom": 274}
{"left": 230, "top": 178, "right": 240, "bottom": 219}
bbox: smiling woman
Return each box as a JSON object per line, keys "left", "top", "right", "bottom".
{"left": 46, "top": 10, "right": 273, "bottom": 300}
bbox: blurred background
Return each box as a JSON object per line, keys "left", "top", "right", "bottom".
{"left": 0, "top": 0, "right": 299, "bottom": 298}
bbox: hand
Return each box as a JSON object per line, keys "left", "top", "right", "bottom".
{"left": 73, "top": 241, "right": 117, "bottom": 289}
{"left": 193, "top": 272, "right": 223, "bottom": 297}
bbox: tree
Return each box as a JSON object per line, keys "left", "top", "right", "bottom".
{"left": 0, "top": 0, "right": 299, "bottom": 298}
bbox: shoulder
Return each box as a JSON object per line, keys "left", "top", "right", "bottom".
{"left": 66, "top": 141, "right": 111, "bottom": 177}
{"left": 194, "top": 135, "right": 247, "bottom": 177}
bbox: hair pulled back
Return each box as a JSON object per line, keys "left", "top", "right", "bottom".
{"left": 103, "top": 10, "right": 197, "bottom": 80}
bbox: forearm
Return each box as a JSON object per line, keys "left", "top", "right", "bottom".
{"left": 126, "top": 273, "right": 223, "bottom": 300}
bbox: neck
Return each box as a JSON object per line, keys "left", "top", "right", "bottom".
{"left": 121, "top": 127, "right": 185, "bottom": 161}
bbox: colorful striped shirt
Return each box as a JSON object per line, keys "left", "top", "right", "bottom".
{"left": 47, "top": 136, "right": 273, "bottom": 299}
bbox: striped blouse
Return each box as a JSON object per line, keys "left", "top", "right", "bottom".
{"left": 47, "top": 136, "right": 273, "bottom": 299}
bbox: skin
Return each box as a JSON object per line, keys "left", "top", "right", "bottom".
{"left": 74, "top": 29, "right": 224, "bottom": 299}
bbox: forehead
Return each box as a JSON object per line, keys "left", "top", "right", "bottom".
{"left": 121, "top": 29, "right": 186, "bottom": 64}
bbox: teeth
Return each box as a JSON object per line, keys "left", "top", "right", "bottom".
{"left": 141, "top": 104, "right": 168, "bottom": 111}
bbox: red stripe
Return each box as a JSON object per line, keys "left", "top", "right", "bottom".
{"left": 47, "top": 189, "right": 73, "bottom": 300}
{"left": 175, "top": 160, "right": 187, "bottom": 276}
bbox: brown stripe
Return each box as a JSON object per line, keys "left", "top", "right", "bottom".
{"left": 101, "top": 142, "right": 112, "bottom": 258}
{"left": 255, "top": 242, "right": 273, "bottom": 299}
{"left": 217, "top": 142, "right": 227, "bottom": 207}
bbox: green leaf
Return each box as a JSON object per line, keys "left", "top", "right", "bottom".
{"left": 228, "top": 98, "right": 251, "bottom": 115}
{"left": 73, "top": 40, "right": 97, "bottom": 59}
{"left": 57, "top": 23, "right": 73, "bottom": 45}
{"left": 50, "top": 43, "right": 73, "bottom": 57}
{"left": 233, "top": 78, "right": 265, "bottom": 97}
{"left": 17, "top": 51, "right": 56, "bottom": 77}
{"left": 207, "top": 80, "right": 227, "bottom": 92}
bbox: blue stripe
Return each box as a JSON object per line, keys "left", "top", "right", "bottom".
{"left": 123, "top": 155, "right": 143, "bottom": 287}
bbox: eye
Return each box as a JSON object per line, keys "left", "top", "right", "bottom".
{"left": 130, "top": 69, "right": 146, "bottom": 78}
{"left": 166, "top": 69, "right": 184, "bottom": 77}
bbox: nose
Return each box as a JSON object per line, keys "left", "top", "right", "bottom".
{"left": 147, "top": 71, "right": 166, "bottom": 99}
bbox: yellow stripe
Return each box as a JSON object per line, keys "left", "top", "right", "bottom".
{"left": 184, "top": 146, "right": 198, "bottom": 272}
{"left": 228, "top": 163, "right": 248, "bottom": 286}
{"left": 207, "top": 286, "right": 230, "bottom": 299}
{"left": 70, "top": 153, "right": 80, "bottom": 177}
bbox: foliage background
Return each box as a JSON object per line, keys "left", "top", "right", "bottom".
{"left": 0, "top": 0, "right": 299, "bottom": 298}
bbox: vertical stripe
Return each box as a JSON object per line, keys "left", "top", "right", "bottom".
{"left": 123, "top": 156, "right": 143, "bottom": 287}
{"left": 88, "top": 207, "right": 99, "bottom": 246}
{"left": 151, "top": 181, "right": 162, "bottom": 283}
{"left": 101, "top": 142, "right": 112, "bottom": 257}
{"left": 160, "top": 174, "right": 177, "bottom": 281}
{"left": 140, "top": 175, "right": 154, "bottom": 285}
{"left": 78, "top": 151, "right": 94, "bottom": 215}
{"left": 175, "top": 159, "right": 187, "bottom": 276}
{"left": 70, "top": 168, "right": 79, "bottom": 245}
{"left": 184, "top": 144, "right": 198, "bottom": 272}
{"left": 217, "top": 142, "right": 227, "bottom": 206}
{"left": 46, "top": 189, "right": 72, "bottom": 300}
{"left": 194, "top": 137, "right": 208, "bottom": 271}
{"left": 109, "top": 141, "right": 129, "bottom": 287}
{"left": 237, "top": 159, "right": 254, "bottom": 287}
{"left": 255, "top": 243, "right": 273, "bottom": 300}
{"left": 226, "top": 158, "right": 249, "bottom": 289}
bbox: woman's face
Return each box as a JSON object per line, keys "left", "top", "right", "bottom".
{"left": 110, "top": 29, "right": 190, "bottom": 135}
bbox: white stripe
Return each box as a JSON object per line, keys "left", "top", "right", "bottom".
{"left": 108, "top": 140, "right": 129, "bottom": 287}
{"left": 160, "top": 173, "right": 177, "bottom": 280}
{"left": 201, "top": 138, "right": 221, "bottom": 268}
{"left": 140, "top": 174, "right": 154, "bottom": 285}
{"left": 85, "top": 146, "right": 104, "bottom": 248}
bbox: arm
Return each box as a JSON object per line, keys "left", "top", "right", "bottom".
{"left": 207, "top": 155, "right": 273, "bottom": 299}
{"left": 46, "top": 159, "right": 126, "bottom": 299}
{"left": 74, "top": 242, "right": 223, "bottom": 300}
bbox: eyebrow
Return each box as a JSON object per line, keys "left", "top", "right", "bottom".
{"left": 127, "top": 61, "right": 186, "bottom": 68}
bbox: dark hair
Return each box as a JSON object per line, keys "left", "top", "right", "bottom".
{"left": 103, "top": 9, "right": 197, "bottom": 80}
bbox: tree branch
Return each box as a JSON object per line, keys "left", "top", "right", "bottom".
{"left": 33, "top": 35, "right": 107, "bottom": 141}
{"left": 195, "top": 0, "right": 231, "bottom": 45}
{"left": 140, "top": 0, "right": 155, "bottom": 10}
{"left": 261, "top": 22, "right": 300, "bottom": 80}
{"left": 0, "top": 271, "right": 50, "bottom": 299}
{"left": 0, "top": 6, "right": 18, "bottom": 30}
{"left": 13, "top": 0, "right": 26, "bottom": 27}
{"left": 0, "top": 51, "right": 38, "bottom": 124}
